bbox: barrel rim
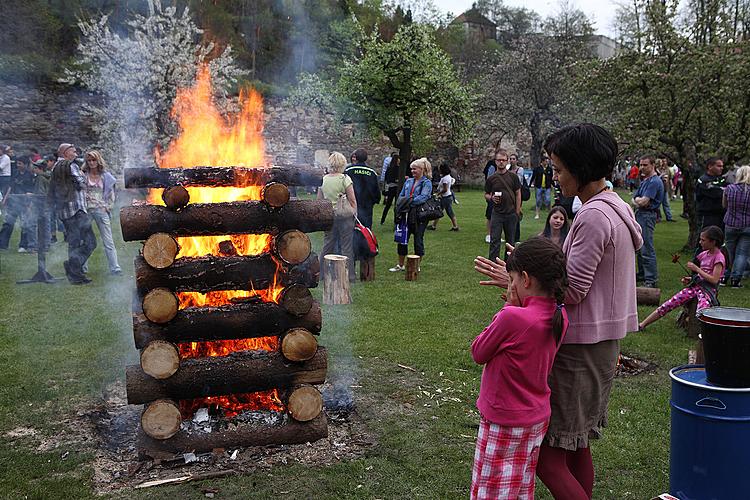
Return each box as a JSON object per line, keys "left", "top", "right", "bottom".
{"left": 697, "top": 306, "right": 750, "bottom": 327}
{"left": 670, "top": 364, "right": 750, "bottom": 392}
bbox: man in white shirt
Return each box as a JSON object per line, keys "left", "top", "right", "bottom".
{"left": 0, "top": 145, "right": 11, "bottom": 197}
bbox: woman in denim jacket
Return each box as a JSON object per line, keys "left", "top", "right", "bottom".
{"left": 389, "top": 158, "right": 432, "bottom": 272}
{"left": 82, "top": 150, "right": 122, "bottom": 275}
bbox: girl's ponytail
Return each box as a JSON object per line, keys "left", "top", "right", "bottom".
{"left": 552, "top": 284, "right": 567, "bottom": 345}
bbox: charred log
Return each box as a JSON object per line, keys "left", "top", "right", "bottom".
{"left": 124, "top": 165, "right": 323, "bottom": 189}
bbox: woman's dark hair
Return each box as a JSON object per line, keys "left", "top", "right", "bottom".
{"left": 439, "top": 162, "right": 451, "bottom": 176}
{"left": 701, "top": 225, "right": 724, "bottom": 247}
{"left": 17, "top": 155, "right": 30, "bottom": 167}
{"left": 506, "top": 237, "right": 569, "bottom": 344}
{"left": 542, "top": 206, "right": 570, "bottom": 245}
{"left": 543, "top": 123, "right": 618, "bottom": 188}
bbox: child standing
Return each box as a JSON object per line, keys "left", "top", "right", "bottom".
{"left": 471, "top": 237, "right": 569, "bottom": 500}
{"left": 639, "top": 225, "right": 725, "bottom": 330}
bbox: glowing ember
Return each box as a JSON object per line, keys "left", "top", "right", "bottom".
{"left": 180, "top": 390, "right": 284, "bottom": 419}
{"left": 179, "top": 337, "right": 279, "bottom": 359}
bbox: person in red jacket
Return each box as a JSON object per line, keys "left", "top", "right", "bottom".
{"left": 470, "top": 237, "right": 569, "bottom": 500}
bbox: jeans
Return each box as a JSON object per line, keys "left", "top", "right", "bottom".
{"left": 62, "top": 210, "right": 97, "bottom": 282}
{"left": 535, "top": 188, "right": 550, "bottom": 210}
{"left": 320, "top": 215, "right": 355, "bottom": 281}
{"left": 0, "top": 196, "right": 31, "bottom": 249}
{"left": 725, "top": 226, "right": 750, "bottom": 280}
{"left": 397, "top": 218, "right": 427, "bottom": 257}
{"left": 489, "top": 212, "right": 518, "bottom": 261}
{"left": 636, "top": 210, "right": 658, "bottom": 284}
{"left": 87, "top": 209, "right": 121, "bottom": 273}
{"left": 661, "top": 195, "right": 673, "bottom": 220}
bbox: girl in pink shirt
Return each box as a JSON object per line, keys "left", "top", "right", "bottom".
{"left": 639, "top": 225, "right": 726, "bottom": 330}
{"left": 471, "top": 237, "right": 569, "bottom": 500}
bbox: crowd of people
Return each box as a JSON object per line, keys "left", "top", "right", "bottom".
{"left": 0, "top": 143, "right": 121, "bottom": 284}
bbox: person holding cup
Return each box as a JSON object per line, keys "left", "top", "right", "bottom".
{"left": 484, "top": 148, "right": 521, "bottom": 261}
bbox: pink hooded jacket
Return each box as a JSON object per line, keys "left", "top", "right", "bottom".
{"left": 562, "top": 190, "right": 643, "bottom": 344}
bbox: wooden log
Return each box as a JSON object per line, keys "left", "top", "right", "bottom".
{"left": 120, "top": 200, "right": 334, "bottom": 241}
{"left": 273, "top": 230, "right": 311, "bottom": 265}
{"left": 359, "top": 256, "right": 375, "bottom": 282}
{"left": 142, "top": 233, "right": 180, "bottom": 269}
{"left": 141, "top": 340, "right": 180, "bottom": 379}
{"left": 134, "top": 252, "right": 319, "bottom": 294}
{"left": 132, "top": 298, "right": 322, "bottom": 349}
{"left": 262, "top": 182, "right": 290, "bottom": 208}
{"left": 405, "top": 255, "right": 420, "bottom": 281}
{"left": 287, "top": 385, "right": 323, "bottom": 422}
{"left": 278, "top": 283, "right": 314, "bottom": 316}
{"left": 161, "top": 185, "right": 190, "bottom": 210}
{"left": 281, "top": 329, "right": 318, "bottom": 362}
{"left": 636, "top": 286, "right": 661, "bottom": 306}
{"left": 136, "top": 413, "right": 328, "bottom": 456}
{"left": 125, "top": 347, "right": 328, "bottom": 404}
{"left": 141, "top": 399, "right": 182, "bottom": 440}
{"left": 142, "top": 288, "right": 180, "bottom": 324}
{"left": 322, "top": 255, "right": 351, "bottom": 305}
{"left": 124, "top": 165, "right": 324, "bottom": 189}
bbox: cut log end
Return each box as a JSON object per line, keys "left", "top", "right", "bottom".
{"left": 142, "top": 288, "right": 179, "bottom": 324}
{"left": 636, "top": 286, "right": 661, "bottom": 306}
{"left": 279, "top": 283, "right": 314, "bottom": 316}
{"left": 322, "top": 254, "right": 351, "bottom": 305}
{"left": 274, "top": 230, "right": 311, "bottom": 265}
{"left": 405, "top": 255, "right": 420, "bottom": 281}
{"left": 142, "top": 233, "right": 179, "bottom": 269}
{"left": 141, "top": 399, "right": 182, "bottom": 440}
{"left": 287, "top": 385, "right": 323, "bottom": 422}
{"left": 281, "top": 328, "right": 318, "bottom": 362}
{"left": 141, "top": 340, "right": 180, "bottom": 379}
{"left": 161, "top": 185, "right": 190, "bottom": 210}
{"left": 262, "top": 182, "right": 291, "bottom": 208}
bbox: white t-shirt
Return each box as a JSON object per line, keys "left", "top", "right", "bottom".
{"left": 0, "top": 154, "right": 10, "bottom": 177}
{"left": 438, "top": 174, "right": 454, "bottom": 197}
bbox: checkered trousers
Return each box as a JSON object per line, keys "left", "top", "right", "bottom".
{"left": 471, "top": 417, "right": 548, "bottom": 500}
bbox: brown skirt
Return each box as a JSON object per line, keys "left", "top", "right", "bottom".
{"left": 543, "top": 339, "right": 620, "bottom": 451}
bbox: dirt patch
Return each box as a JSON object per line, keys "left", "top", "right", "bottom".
{"left": 4, "top": 427, "right": 38, "bottom": 439}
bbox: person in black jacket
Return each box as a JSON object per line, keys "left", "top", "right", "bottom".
{"left": 532, "top": 157, "right": 553, "bottom": 219}
{"left": 380, "top": 153, "right": 400, "bottom": 225}
{"left": 345, "top": 148, "right": 381, "bottom": 280}
{"left": 696, "top": 157, "right": 727, "bottom": 231}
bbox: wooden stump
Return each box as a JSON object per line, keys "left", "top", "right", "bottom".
{"left": 636, "top": 286, "right": 661, "bottom": 306}
{"left": 140, "top": 340, "right": 180, "bottom": 379}
{"left": 281, "top": 328, "right": 318, "bottom": 362}
{"left": 405, "top": 255, "right": 420, "bottom": 281}
{"left": 677, "top": 299, "right": 702, "bottom": 340}
{"left": 262, "top": 182, "right": 290, "bottom": 208}
{"left": 322, "top": 255, "right": 351, "bottom": 305}
{"left": 142, "top": 288, "right": 179, "bottom": 324}
{"left": 287, "top": 385, "right": 323, "bottom": 422}
{"left": 142, "top": 233, "right": 179, "bottom": 269}
{"left": 141, "top": 399, "right": 182, "bottom": 440}
{"left": 161, "top": 185, "right": 190, "bottom": 210}
{"left": 359, "top": 257, "right": 375, "bottom": 282}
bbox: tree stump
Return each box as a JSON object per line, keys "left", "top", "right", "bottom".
{"left": 636, "top": 286, "right": 661, "bottom": 306}
{"left": 141, "top": 399, "right": 182, "bottom": 440}
{"left": 322, "top": 255, "right": 351, "bottom": 305}
{"left": 677, "top": 299, "right": 701, "bottom": 340}
{"left": 359, "top": 257, "right": 375, "bottom": 282}
{"left": 405, "top": 255, "right": 420, "bottom": 281}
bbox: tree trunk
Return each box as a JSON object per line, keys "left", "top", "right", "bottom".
{"left": 398, "top": 126, "right": 412, "bottom": 191}
{"left": 322, "top": 255, "right": 351, "bottom": 305}
{"left": 120, "top": 200, "right": 334, "bottom": 241}
{"left": 132, "top": 296, "right": 322, "bottom": 349}
{"left": 133, "top": 252, "right": 320, "bottom": 294}
{"left": 678, "top": 150, "right": 700, "bottom": 249}
{"left": 125, "top": 347, "right": 328, "bottom": 405}
{"left": 529, "top": 112, "right": 544, "bottom": 171}
{"left": 136, "top": 413, "right": 328, "bottom": 456}
{"left": 124, "top": 166, "right": 324, "bottom": 189}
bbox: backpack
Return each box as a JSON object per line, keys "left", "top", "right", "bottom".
{"left": 355, "top": 216, "right": 378, "bottom": 256}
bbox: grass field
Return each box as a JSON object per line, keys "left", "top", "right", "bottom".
{"left": 0, "top": 188, "right": 747, "bottom": 499}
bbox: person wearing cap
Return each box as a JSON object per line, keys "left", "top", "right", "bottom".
{"left": 48, "top": 143, "right": 97, "bottom": 284}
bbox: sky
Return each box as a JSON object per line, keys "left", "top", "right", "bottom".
{"left": 432, "top": 0, "right": 619, "bottom": 37}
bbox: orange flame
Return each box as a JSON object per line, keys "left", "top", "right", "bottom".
{"left": 180, "top": 390, "right": 284, "bottom": 419}
{"left": 178, "top": 336, "right": 279, "bottom": 360}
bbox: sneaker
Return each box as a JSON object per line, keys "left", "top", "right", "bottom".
{"left": 450, "top": 227, "right": 459, "bottom": 231}
{"left": 731, "top": 279, "right": 743, "bottom": 288}
{"left": 18, "top": 247, "right": 27, "bottom": 253}
{"left": 534, "top": 214, "right": 540, "bottom": 220}
{"left": 389, "top": 264, "right": 404, "bottom": 272}
{"left": 644, "top": 282, "right": 657, "bottom": 288}
{"left": 719, "top": 277, "right": 727, "bottom": 287}
{"left": 485, "top": 235, "right": 491, "bottom": 243}
{"left": 111, "top": 270, "right": 123, "bottom": 276}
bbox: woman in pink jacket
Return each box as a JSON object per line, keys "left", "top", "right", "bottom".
{"left": 476, "top": 124, "right": 643, "bottom": 499}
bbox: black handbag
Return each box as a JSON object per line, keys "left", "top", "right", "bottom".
{"left": 521, "top": 176, "right": 531, "bottom": 202}
{"left": 416, "top": 196, "right": 444, "bottom": 222}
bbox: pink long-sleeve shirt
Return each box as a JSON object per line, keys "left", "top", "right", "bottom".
{"left": 472, "top": 296, "right": 569, "bottom": 427}
{"left": 562, "top": 191, "right": 643, "bottom": 344}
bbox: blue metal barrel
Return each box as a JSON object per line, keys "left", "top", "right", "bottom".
{"left": 670, "top": 365, "right": 750, "bottom": 499}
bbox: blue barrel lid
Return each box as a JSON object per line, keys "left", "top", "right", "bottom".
{"left": 670, "top": 365, "right": 750, "bottom": 392}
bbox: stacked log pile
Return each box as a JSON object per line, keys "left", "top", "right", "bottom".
{"left": 121, "top": 165, "right": 333, "bottom": 456}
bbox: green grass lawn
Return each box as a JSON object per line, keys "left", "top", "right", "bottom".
{"left": 0, "top": 188, "right": 747, "bottom": 498}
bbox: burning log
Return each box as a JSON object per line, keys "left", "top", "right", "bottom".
{"left": 322, "top": 255, "right": 351, "bottom": 305}
{"left": 142, "top": 288, "right": 180, "bottom": 324}
{"left": 405, "top": 255, "right": 420, "bottom": 281}
{"left": 141, "top": 399, "right": 182, "bottom": 440}
{"left": 142, "top": 233, "right": 180, "bottom": 269}
{"left": 141, "top": 340, "right": 180, "bottom": 379}
{"left": 161, "top": 185, "right": 190, "bottom": 210}
{"left": 121, "top": 200, "right": 333, "bottom": 242}
{"left": 280, "top": 328, "right": 318, "bottom": 362}
{"left": 125, "top": 347, "right": 328, "bottom": 404}
{"left": 136, "top": 413, "right": 328, "bottom": 456}
{"left": 261, "top": 182, "right": 290, "bottom": 208}
{"left": 636, "top": 286, "right": 661, "bottom": 306}
{"left": 134, "top": 253, "right": 320, "bottom": 294}
{"left": 132, "top": 296, "right": 321, "bottom": 349}
{"left": 124, "top": 165, "right": 324, "bottom": 189}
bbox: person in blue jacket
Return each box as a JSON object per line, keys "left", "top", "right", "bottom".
{"left": 389, "top": 157, "right": 432, "bottom": 272}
